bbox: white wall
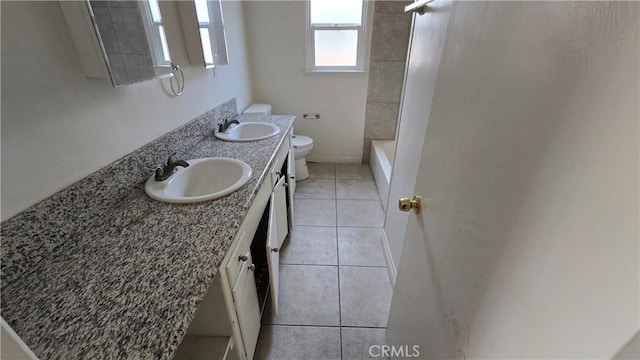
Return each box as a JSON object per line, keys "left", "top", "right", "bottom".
{"left": 463, "top": 3, "right": 639, "bottom": 356}
{"left": 0, "top": 1, "right": 253, "bottom": 220}
{"left": 242, "top": 1, "right": 370, "bottom": 163}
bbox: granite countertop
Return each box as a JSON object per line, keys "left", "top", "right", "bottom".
{"left": 1, "top": 109, "right": 295, "bottom": 359}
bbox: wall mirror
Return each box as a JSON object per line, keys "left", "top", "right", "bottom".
{"left": 60, "top": 0, "right": 174, "bottom": 87}
{"left": 178, "top": 0, "right": 229, "bottom": 69}
{"left": 88, "top": 0, "right": 173, "bottom": 86}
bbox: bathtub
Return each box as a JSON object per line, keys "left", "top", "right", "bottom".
{"left": 370, "top": 140, "right": 396, "bottom": 210}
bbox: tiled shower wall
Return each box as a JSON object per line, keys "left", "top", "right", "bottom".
{"left": 362, "top": 1, "right": 412, "bottom": 163}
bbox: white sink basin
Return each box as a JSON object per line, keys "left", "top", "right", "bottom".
{"left": 145, "top": 158, "right": 252, "bottom": 203}
{"left": 214, "top": 122, "right": 280, "bottom": 142}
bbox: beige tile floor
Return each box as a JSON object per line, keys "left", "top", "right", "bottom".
{"left": 255, "top": 163, "right": 392, "bottom": 360}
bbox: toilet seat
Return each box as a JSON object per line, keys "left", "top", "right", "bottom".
{"left": 293, "top": 135, "right": 313, "bottom": 149}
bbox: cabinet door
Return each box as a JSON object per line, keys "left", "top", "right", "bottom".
{"left": 286, "top": 148, "right": 296, "bottom": 229}
{"left": 231, "top": 251, "right": 261, "bottom": 360}
{"left": 225, "top": 231, "right": 247, "bottom": 289}
{"left": 274, "top": 176, "right": 288, "bottom": 248}
{"left": 266, "top": 192, "right": 280, "bottom": 315}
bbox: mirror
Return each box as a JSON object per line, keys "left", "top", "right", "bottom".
{"left": 88, "top": 0, "right": 173, "bottom": 86}
{"left": 178, "top": 0, "right": 229, "bottom": 69}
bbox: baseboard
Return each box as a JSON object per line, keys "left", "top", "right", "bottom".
{"left": 380, "top": 229, "right": 397, "bottom": 288}
{"left": 306, "top": 156, "right": 362, "bottom": 164}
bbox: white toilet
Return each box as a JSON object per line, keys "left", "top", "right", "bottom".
{"left": 243, "top": 104, "right": 314, "bottom": 181}
{"left": 292, "top": 135, "right": 313, "bottom": 181}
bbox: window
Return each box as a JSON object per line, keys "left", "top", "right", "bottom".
{"left": 139, "top": 0, "right": 171, "bottom": 66}
{"left": 194, "top": 0, "right": 229, "bottom": 68}
{"left": 306, "top": 0, "right": 369, "bottom": 71}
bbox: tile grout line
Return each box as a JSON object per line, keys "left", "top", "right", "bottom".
{"left": 262, "top": 323, "right": 386, "bottom": 330}
{"left": 336, "top": 264, "right": 388, "bottom": 269}
{"left": 334, "top": 163, "right": 344, "bottom": 360}
{"left": 294, "top": 224, "right": 384, "bottom": 230}
{"left": 280, "top": 263, "right": 385, "bottom": 269}
{"left": 280, "top": 263, "right": 338, "bottom": 268}
{"left": 263, "top": 323, "right": 342, "bottom": 328}
{"left": 294, "top": 224, "right": 383, "bottom": 228}
{"left": 292, "top": 224, "right": 338, "bottom": 228}
{"left": 296, "top": 197, "right": 379, "bottom": 201}
{"left": 339, "top": 325, "right": 388, "bottom": 329}
{"left": 290, "top": 164, "right": 384, "bottom": 359}
{"left": 337, "top": 163, "right": 382, "bottom": 358}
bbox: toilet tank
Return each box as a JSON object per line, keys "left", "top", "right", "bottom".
{"left": 243, "top": 104, "right": 272, "bottom": 116}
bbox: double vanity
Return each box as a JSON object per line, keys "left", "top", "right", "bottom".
{"left": 0, "top": 99, "right": 295, "bottom": 359}
{"left": 173, "top": 120, "right": 295, "bottom": 359}
{"left": 156, "top": 119, "right": 295, "bottom": 360}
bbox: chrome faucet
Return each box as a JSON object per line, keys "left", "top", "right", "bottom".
{"left": 155, "top": 154, "right": 189, "bottom": 181}
{"left": 218, "top": 118, "right": 240, "bottom": 132}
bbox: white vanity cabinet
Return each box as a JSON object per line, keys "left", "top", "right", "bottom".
{"left": 175, "top": 129, "right": 295, "bottom": 360}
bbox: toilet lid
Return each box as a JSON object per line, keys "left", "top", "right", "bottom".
{"left": 293, "top": 135, "right": 313, "bottom": 148}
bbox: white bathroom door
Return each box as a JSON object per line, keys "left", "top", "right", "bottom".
{"left": 388, "top": 1, "right": 533, "bottom": 355}
{"left": 387, "top": 1, "right": 640, "bottom": 358}
{"left": 382, "top": 0, "right": 453, "bottom": 280}
{"left": 385, "top": 2, "right": 456, "bottom": 356}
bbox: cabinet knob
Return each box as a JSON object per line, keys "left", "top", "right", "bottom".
{"left": 239, "top": 255, "right": 248, "bottom": 261}
{"left": 249, "top": 264, "right": 256, "bottom": 271}
{"left": 271, "top": 248, "right": 279, "bottom": 253}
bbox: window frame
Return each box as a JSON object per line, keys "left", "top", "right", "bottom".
{"left": 198, "top": 0, "right": 229, "bottom": 68}
{"left": 194, "top": 0, "right": 216, "bottom": 67}
{"left": 305, "top": 0, "right": 370, "bottom": 72}
{"left": 138, "top": 0, "right": 171, "bottom": 66}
